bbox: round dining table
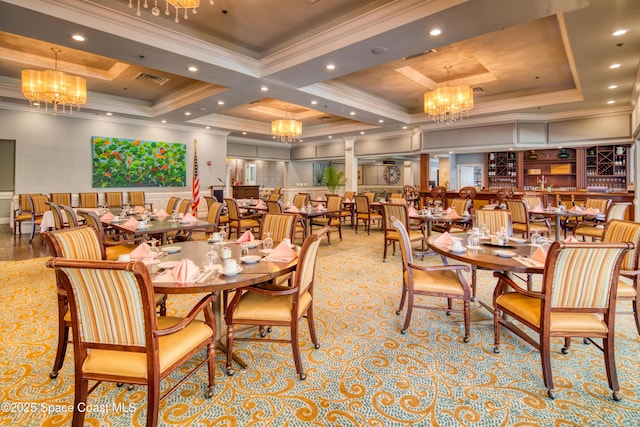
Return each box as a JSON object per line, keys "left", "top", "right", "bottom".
{"left": 152, "top": 239, "right": 299, "bottom": 369}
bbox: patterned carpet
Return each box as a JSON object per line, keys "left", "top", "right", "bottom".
{"left": 1, "top": 227, "right": 640, "bottom": 426}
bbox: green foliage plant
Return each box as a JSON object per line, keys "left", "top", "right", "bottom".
{"left": 324, "top": 165, "right": 347, "bottom": 194}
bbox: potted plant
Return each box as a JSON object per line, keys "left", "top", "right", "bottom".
{"left": 324, "top": 165, "right": 347, "bottom": 194}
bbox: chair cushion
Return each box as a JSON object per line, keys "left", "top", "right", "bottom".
{"left": 496, "top": 293, "right": 607, "bottom": 333}
{"left": 232, "top": 290, "right": 312, "bottom": 323}
{"left": 575, "top": 225, "right": 604, "bottom": 238}
{"left": 617, "top": 275, "right": 637, "bottom": 299}
{"left": 105, "top": 245, "right": 134, "bottom": 261}
{"left": 387, "top": 230, "right": 423, "bottom": 242}
{"left": 14, "top": 213, "right": 32, "bottom": 221}
{"left": 82, "top": 316, "right": 213, "bottom": 379}
{"left": 407, "top": 269, "right": 465, "bottom": 296}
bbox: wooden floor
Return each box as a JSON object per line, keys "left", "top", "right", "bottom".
{"left": 0, "top": 224, "right": 51, "bottom": 261}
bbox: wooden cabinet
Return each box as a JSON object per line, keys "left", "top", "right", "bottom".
{"left": 585, "top": 145, "right": 629, "bottom": 191}
{"left": 486, "top": 151, "right": 517, "bottom": 190}
{"left": 521, "top": 148, "right": 577, "bottom": 191}
{"left": 232, "top": 185, "right": 260, "bottom": 199}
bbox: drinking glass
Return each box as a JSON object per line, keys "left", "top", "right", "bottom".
{"left": 205, "top": 248, "right": 219, "bottom": 271}
{"left": 241, "top": 242, "right": 250, "bottom": 257}
{"left": 263, "top": 232, "right": 273, "bottom": 250}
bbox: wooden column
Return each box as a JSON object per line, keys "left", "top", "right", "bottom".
{"left": 420, "top": 153, "right": 430, "bottom": 190}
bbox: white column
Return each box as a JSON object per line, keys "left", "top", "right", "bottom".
{"left": 403, "top": 161, "right": 413, "bottom": 186}
{"left": 344, "top": 137, "right": 358, "bottom": 192}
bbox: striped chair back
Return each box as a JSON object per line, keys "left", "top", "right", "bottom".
{"left": 344, "top": 191, "right": 356, "bottom": 201}
{"left": 105, "top": 192, "right": 123, "bottom": 208}
{"left": 448, "top": 198, "right": 470, "bottom": 215}
{"left": 260, "top": 213, "right": 297, "bottom": 244}
{"left": 364, "top": 192, "right": 376, "bottom": 203}
{"left": 293, "top": 194, "right": 309, "bottom": 209}
{"left": 128, "top": 191, "right": 145, "bottom": 207}
{"left": 166, "top": 197, "right": 179, "bottom": 215}
{"left": 505, "top": 200, "right": 528, "bottom": 224}
{"left": 267, "top": 200, "right": 283, "bottom": 213}
{"left": 175, "top": 199, "right": 192, "bottom": 215}
{"left": 295, "top": 228, "right": 327, "bottom": 296}
{"left": 606, "top": 203, "right": 630, "bottom": 222}
{"left": 19, "top": 194, "right": 39, "bottom": 212}
{"left": 50, "top": 193, "right": 72, "bottom": 206}
{"left": 268, "top": 192, "right": 281, "bottom": 202}
{"left": 29, "top": 195, "right": 50, "bottom": 215}
{"left": 78, "top": 211, "right": 108, "bottom": 243}
{"left": 602, "top": 220, "right": 640, "bottom": 271}
{"left": 79, "top": 193, "right": 99, "bottom": 208}
{"left": 475, "top": 210, "right": 512, "bottom": 235}
{"left": 326, "top": 195, "right": 342, "bottom": 212}
{"left": 545, "top": 242, "right": 630, "bottom": 309}
{"left": 523, "top": 196, "right": 543, "bottom": 210}
{"left": 585, "top": 198, "right": 611, "bottom": 215}
{"left": 391, "top": 216, "right": 414, "bottom": 266}
{"left": 61, "top": 205, "right": 79, "bottom": 227}
{"left": 389, "top": 197, "right": 407, "bottom": 205}
{"left": 42, "top": 225, "right": 105, "bottom": 261}
{"left": 382, "top": 203, "right": 408, "bottom": 234}
{"left": 52, "top": 260, "right": 153, "bottom": 347}
{"left": 47, "top": 202, "right": 65, "bottom": 230}
{"left": 224, "top": 198, "right": 241, "bottom": 222}
{"left": 206, "top": 202, "right": 223, "bottom": 226}
{"left": 354, "top": 195, "right": 371, "bottom": 216}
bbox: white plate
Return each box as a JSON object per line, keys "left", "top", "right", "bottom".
{"left": 158, "top": 260, "right": 179, "bottom": 270}
{"left": 508, "top": 237, "right": 527, "bottom": 244}
{"left": 495, "top": 250, "right": 516, "bottom": 258}
{"left": 161, "top": 246, "right": 181, "bottom": 254}
{"left": 247, "top": 239, "right": 262, "bottom": 248}
{"left": 221, "top": 266, "right": 243, "bottom": 276}
{"left": 260, "top": 248, "right": 273, "bottom": 255}
{"left": 448, "top": 246, "right": 467, "bottom": 253}
{"left": 240, "top": 255, "right": 261, "bottom": 264}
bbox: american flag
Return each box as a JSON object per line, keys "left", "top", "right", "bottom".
{"left": 192, "top": 140, "right": 200, "bottom": 214}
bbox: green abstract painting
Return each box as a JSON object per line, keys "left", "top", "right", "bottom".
{"left": 92, "top": 136, "right": 186, "bottom": 188}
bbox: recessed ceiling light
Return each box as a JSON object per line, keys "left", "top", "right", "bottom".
{"left": 608, "top": 84, "right": 618, "bottom": 89}
{"left": 349, "top": 111, "right": 356, "bottom": 116}
{"left": 311, "top": 100, "right": 318, "bottom": 105}
{"left": 205, "top": 126, "right": 211, "bottom": 129}
{"left": 328, "top": 136, "right": 332, "bottom": 139}
{"left": 260, "top": 86, "right": 268, "bottom": 92}
{"left": 449, "top": 151, "right": 453, "bottom": 154}
{"left": 272, "top": 136, "right": 276, "bottom": 139}
{"left": 242, "top": 131, "right": 247, "bottom": 135}
{"left": 371, "top": 47, "right": 387, "bottom": 55}
{"left": 161, "top": 120, "right": 167, "bottom": 123}
{"left": 378, "top": 119, "right": 384, "bottom": 123}
{"left": 609, "top": 63, "right": 621, "bottom": 69}
{"left": 33, "top": 102, "right": 40, "bottom": 106}
{"left": 187, "top": 66, "right": 198, "bottom": 72}
{"left": 71, "top": 34, "right": 86, "bottom": 42}
{"left": 326, "top": 64, "right": 336, "bottom": 70}
{"left": 402, "top": 126, "right": 408, "bottom": 129}
{"left": 613, "top": 29, "right": 628, "bottom": 36}
{"left": 105, "top": 112, "right": 113, "bottom": 116}
{"left": 557, "top": 146, "right": 563, "bottom": 149}
{"left": 217, "top": 100, "right": 225, "bottom": 105}
{"left": 607, "top": 100, "right": 616, "bottom": 104}
{"left": 429, "top": 28, "right": 442, "bottom": 36}
{"left": 185, "top": 111, "right": 191, "bottom": 116}
{"left": 360, "top": 131, "right": 365, "bottom": 135}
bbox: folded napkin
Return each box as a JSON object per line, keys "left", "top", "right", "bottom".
{"left": 530, "top": 204, "right": 545, "bottom": 213}
{"left": 155, "top": 208, "right": 168, "bottom": 219}
{"left": 287, "top": 205, "right": 300, "bottom": 213}
{"left": 129, "top": 242, "right": 160, "bottom": 259}
{"left": 569, "top": 206, "right": 582, "bottom": 213}
{"left": 264, "top": 241, "right": 298, "bottom": 262}
{"left": 255, "top": 200, "right": 266, "bottom": 209}
{"left": 236, "top": 230, "right": 255, "bottom": 243}
{"left": 583, "top": 207, "right": 600, "bottom": 215}
{"left": 445, "top": 207, "right": 453, "bottom": 214}
{"left": 563, "top": 236, "right": 579, "bottom": 243}
{"left": 181, "top": 212, "right": 198, "bottom": 224}
{"left": 173, "top": 259, "right": 200, "bottom": 284}
{"left": 408, "top": 206, "right": 419, "bottom": 217}
{"left": 121, "top": 217, "right": 139, "bottom": 231}
{"left": 316, "top": 196, "right": 323, "bottom": 201}
{"left": 447, "top": 210, "right": 461, "bottom": 219}
{"left": 134, "top": 205, "right": 145, "bottom": 214}
{"left": 531, "top": 246, "right": 547, "bottom": 264}
{"left": 316, "top": 203, "right": 324, "bottom": 212}
{"left": 344, "top": 198, "right": 352, "bottom": 203}
{"left": 433, "top": 232, "right": 454, "bottom": 246}
{"left": 100, "top": 211, "right": 114, "bottom": 223}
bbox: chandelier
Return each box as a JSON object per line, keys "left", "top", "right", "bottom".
{"left": 21, "top": 48, "right": 87, "bottom": 115}
{"left": 128, "top": 0, "right": 215, "bottom": 23}
{"left": 271, "top": 107, "right": 302, "bottom": 143}
{"left": 424, "top": 65, "right": 474, "bottom": 123}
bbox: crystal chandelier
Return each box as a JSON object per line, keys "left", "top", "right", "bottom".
{"left": 21, "top": 48, "right": 87, "bottom": 115}
{"left": 271, "top": 107, "right": 302, "bottom": 143}
{"left": 424, "top": 65, "right": 474, "bottom": 123}
{"left": 128, "top": 0, "right": 215, "bottom": 23}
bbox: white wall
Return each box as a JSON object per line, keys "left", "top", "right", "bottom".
{"left": 0, "top": 108, "right": 228, "bottom": 219}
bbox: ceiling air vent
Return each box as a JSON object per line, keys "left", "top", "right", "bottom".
{"left": 383, "top": 160, "right": 395, "bottom": 165}
{"left": 133, "top": 72, "right": 170, "bottom": 86}
{"left": 473, "top": 87, "right": 485, "bottom": 93}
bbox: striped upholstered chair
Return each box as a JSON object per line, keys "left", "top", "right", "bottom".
{"left": 354, "top": 195, "right": 382, "bottom": 234}
{"left": 78, "top": 192, "right": 99, "bottom": 208}
{"left": 381, "top": 203, "right": 424, "bottom": 261}
{"left": 310, "top": 195, "right": 343, "bottom": 244}
{"left": 259, "top": 212, "right": 297, "bottom": 244}
{"left": 77, "top": 210, "right": 144, "bottom": 260}
{"left": 474, "top": 209, "right": 512, "bottom": 236}
{"left": 13, "top": 193, "right": 39, "bottom": 236}
{"left": 28, "top": 194, "right": 50, "bottom": 242}
{"left": 128, "top": 191, "right": 152, "bottom": 211}
{"left": 224, "top": 198, "right": 261, "bottom": 240}
{"left": 104, "top": 191, "right": 123, "bottom": 209}
{"left": 602, "top": 219, "right": 640, "bottom": 336}
{"left": 574, "top": 203, "right": 630, "bottom": 241}
{"left": 493, "top": 241, "right": 631, "bottom": 401}
{"left": 46, "top": 258, "right": 216, "bottom": 426}
{"left": 190, "top": 201, "right": 224, "bottom": 241}
{"left": 506, "top": 199, "right": 551, "bottom": 238}
{"left": 50, "top": 192, "right": 72, "bottom": 206}
{"left": 41, "top": 226, "right": 168, "bottom": 380}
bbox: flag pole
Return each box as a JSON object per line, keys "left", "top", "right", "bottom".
{"left": 192, "top": 139, "right": 200, "bottom": 215}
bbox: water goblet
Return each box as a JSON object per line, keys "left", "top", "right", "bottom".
{"left": 241, "top": 242, "right": 250, "bottom": 257}
{"left": 205, "top": 248, "right": 219, "bottom": 271}
{"left": 263, "top": 231, "right": 273, "bottom": 251}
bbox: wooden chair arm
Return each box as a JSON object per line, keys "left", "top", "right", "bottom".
{"left": 155, "top": 293, "right": 216, "bottom": 337}
{"left": 492, "top": 271, "right": 544, "bottom": 300}
{"left": 409, "top": 263, "right": 470, "bottom": 274}
{"left": 246, "top": 284, "right": 299, "bottom": 296}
